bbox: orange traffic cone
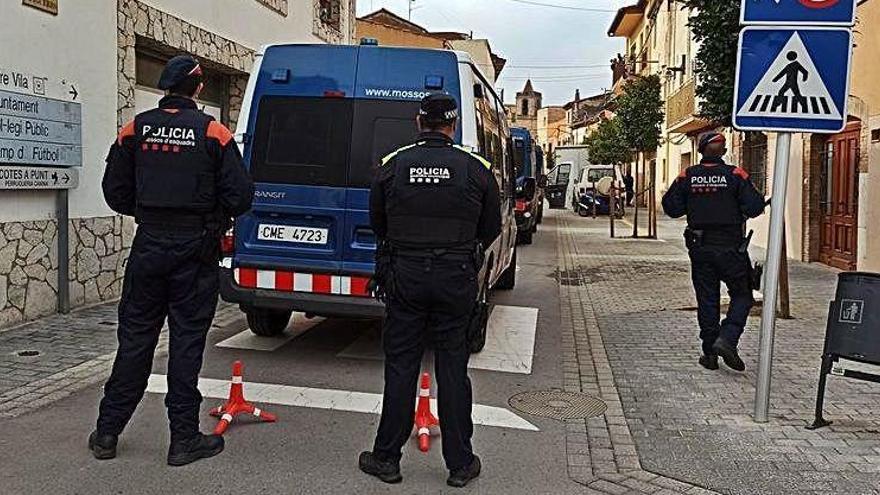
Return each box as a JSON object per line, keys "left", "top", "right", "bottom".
{"left": 414, "top": 372, "right": 439, "bottom": 452}
{"left": 209, "top": 361, "right": 276, "bottom": 435}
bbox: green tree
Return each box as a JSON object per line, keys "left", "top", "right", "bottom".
{"left": 616, "top": 74, "right": 663, "bottom": 154}
{"left": 584, "top": 118, "right": 632, "bottom": 165}
{"left": 680, "top": 0, "right": 740, "bottom": 126}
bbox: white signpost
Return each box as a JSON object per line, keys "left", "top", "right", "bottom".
{"left": 734, "top": 0, "right": 857, "bottom": 423}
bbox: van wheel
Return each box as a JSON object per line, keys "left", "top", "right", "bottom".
{"left": 517, "top": 229, "right": 533, "bottom": 245}
{"left": 246, "top": 308, "right": 291, "bottom": 337}
{"left": 495, "top": 247, "right": 517, "bottom": 290}
{"left": 536, "top": 205, "right": 544, "bottom": 224}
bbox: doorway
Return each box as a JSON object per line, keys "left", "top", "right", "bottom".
{"left": 819, "top": 122, "right": 860, "bottom": 271}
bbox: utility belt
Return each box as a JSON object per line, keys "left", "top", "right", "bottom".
{"left": 390, "top": 246, "right": 476, "bottom": 262}
{"left": 684, "top": 227, "right": 744, "bottom": 249}
{"left": 136, "top": 209, "right": 209, "bottom": 231}
{"left": 370, "top": 240, "right": 483, "bottom": 304}
{"left": 136, "top": 207, "right": 230, "bottom": 263}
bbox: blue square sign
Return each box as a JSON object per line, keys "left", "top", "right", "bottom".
{"left": 741, "top": 0, "right": 856, "bottom": 26}
{"left": 733, "top": 27, "right": 853, "bottom": 133}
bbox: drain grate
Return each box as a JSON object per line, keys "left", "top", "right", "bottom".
{"left": 16, "top": 350, "right": 40, "bottom": 358}
{"left": 508, "top": 390, "right": 607, "bottom": 421}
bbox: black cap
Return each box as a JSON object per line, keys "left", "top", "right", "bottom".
{"left": 158, "top": 55, "right": 203, "bottom": 91}
{"left": 419, "top": 93, "right": 458, "bottom": 122}
{"left": 698, "top": 132, "right": 726, "bottom": 154}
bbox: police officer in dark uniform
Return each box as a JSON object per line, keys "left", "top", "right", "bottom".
{"left": 359, "top": 94, "right": 501, "bottom": 488}
{"left": 662, "top": 133, "right": 765, "bottom": 372}
{"left": 89, "top": 55, "right": 254, "bottom": 466}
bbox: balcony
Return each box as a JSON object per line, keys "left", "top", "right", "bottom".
{"left": 666, "top": 79, "right": 711, "bottom": 134}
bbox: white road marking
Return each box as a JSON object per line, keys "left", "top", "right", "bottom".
{"left": 337, "top": 305, "right": 539, "bottom": 375}
{"left": 215, "top": 313, "right": 325, "bottom": 352}
{"left": 145, "top": 374, "right": 539, "bottom": 431}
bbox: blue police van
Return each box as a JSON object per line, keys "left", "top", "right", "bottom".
{"left": 221, "top": 42, "right": 518, "bottom": 337}
{"left": 510, "top": 127, "right": 545, "bottom": 245}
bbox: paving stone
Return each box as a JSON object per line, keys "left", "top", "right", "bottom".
{"left": 555, "top": 214, "right": 880, "bottom": 495}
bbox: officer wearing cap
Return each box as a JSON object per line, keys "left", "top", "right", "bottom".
{"left": 359, "top": 93, "right": 501, "bottom": 487}
{"left": 662, "top": 133, "right": 765, "bottom": 372}
{"left": 90, "top": 55, "right": 254, "bottom": 466}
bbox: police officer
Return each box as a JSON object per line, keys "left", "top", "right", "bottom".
{"left": 90, "top": 55, "right": 254, "bottom": 466}
{"left": 662, "top": 133, "right": 765, "bottom": 372}
{"left": 359, "top": 94, "right": 501, "bottom": 487}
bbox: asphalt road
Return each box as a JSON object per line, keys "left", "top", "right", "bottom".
{"left": 0, "top": 217, "right": 580, "bottom": 495}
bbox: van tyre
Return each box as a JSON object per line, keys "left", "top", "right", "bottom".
{"left": 536, "top": 204, "right": 544, "bottom": 224}
{"left": 495, "top": 248, "right": 517, "bottom": 290}
{"left": 517, "top": 229, "right": 533, "bottom": 245}
{"left": 469, "top": 271, "right": 491, "bottom": 354}
{"left": 245, "top": 308, "right": 292, "bottom": 337}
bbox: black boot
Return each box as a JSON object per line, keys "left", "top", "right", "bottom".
{"left": 88, "top": 431, "right": 118, "bottom": 460}
{"left": 699, "top": 355, "right": 719, "bottom": 370}
{"left": 712, "top": 338, "right": 745, "bottom": 371}
{"left": 447, "top": 455, "right": 481, "bottom": 488}
{"left": 359, "top": 451, "right": 402, "bottom": 484}
{"left": 167, "top": 433, "right": 225, "bottom": 466}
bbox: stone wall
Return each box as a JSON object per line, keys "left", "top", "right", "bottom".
{"left": 116, "top": 0, "right": 255, "bottom": 127}
{"left": 0, "top": 216, "right": 134, "bottom": 328}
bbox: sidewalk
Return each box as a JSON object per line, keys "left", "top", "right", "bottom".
{"left": 556, "top": 211, "right": 880, "bottom": 495}
{"left": 0, "top": 302, "right": 243, "bottom": 418}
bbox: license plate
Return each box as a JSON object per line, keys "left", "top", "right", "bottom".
{"left": 257, "top": 224, "right": 329, "bottom": 245}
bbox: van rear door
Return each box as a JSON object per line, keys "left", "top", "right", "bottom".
{"left": 342, "top": 47, "right": 462, "bottom": 273}
{"left": 345, "top": 99, "right": 420, "bottom": 272}
{"left": 237, "top": 45, "right": 358, "bottom": 273}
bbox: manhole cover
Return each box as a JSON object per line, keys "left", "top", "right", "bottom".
{"left": 16, "top": 350, "right": 40, "bottom": 358}
{"left": 508, "top": 390, "right": 607, "bottom": 420}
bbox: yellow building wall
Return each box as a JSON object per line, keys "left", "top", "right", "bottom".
{"left": 851, "top": 2, "right": 880, "bottom": 118}
{"left": 355, "top": 20, "right": 444, "bottom": 49}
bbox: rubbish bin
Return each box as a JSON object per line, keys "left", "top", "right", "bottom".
{"left": 826, "top": 272, "right": 880, "bottom": 363}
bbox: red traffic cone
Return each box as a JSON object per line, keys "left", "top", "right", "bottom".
{"left": 209, "top": 361, "right": 276, "bottom": 435}
{"left": 414, "top": 372, "right": 439, "bottom": 452}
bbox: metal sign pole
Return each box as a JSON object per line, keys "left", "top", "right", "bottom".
{"left": 755, "top": 131, "right": 792, "bottom": 423}
{"left": 56, "top": 189, "right": 70, "bottom": 314}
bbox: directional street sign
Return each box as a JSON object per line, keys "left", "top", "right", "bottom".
{"left": 733, "top": 26, "right": 852, "bottom": 133}
{"left": 0, "top": 165, "right": 78, "bottom": 190}
{"left": 741, "top": 0, "right": 857, "bottom": 26}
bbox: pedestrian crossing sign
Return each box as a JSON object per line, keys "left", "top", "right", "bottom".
{"left": 733, "top": 26, "right": 852, "bottom": 133}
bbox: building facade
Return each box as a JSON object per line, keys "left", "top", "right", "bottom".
{"left": 355, "top": 9, "right": 506, "bottom": 84}
{"left": 506, "top": 80, "right": 542, "bottom": 137}
{"left": 0, "top": 0, "right": 357, "bottom": 327}
{"left": 607, "top": 0, "right": 880, "bottom": 272}
{"left": 537, "top": 106, "right": 567, "bottom": 159}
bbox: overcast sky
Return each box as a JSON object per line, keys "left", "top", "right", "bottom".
{"left": 356, "top": 0, "right": 629, "bottom": 106}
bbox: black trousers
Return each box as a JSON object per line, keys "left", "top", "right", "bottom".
{"left": 689, "top": 245, "right": 754, "bottom": 356}
{"left": 373, "top": 255, "right": 478, "bottom": 471}
{"left": 97, "top": 227, "right": 219, "bottom": 442}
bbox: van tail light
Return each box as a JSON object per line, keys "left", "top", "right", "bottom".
{"left": 324, "top": 90, "right": 346, "bottom": 98}
{"left": 515, "top": 199, "right": 529, "bottom": 213}
{"left": 220, "top": 225, "right": 235, "bottom": 256}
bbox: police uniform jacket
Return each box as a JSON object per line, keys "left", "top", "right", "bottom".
{"left": 370, "top": 132, "right": 502, "bottom": 250}
{"left": 662, "top": 158, "right": 765, "bottom": 239}
{"left": 103, "top": 95, "right": 254, "bottom": 228}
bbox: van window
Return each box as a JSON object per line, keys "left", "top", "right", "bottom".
{"left": 586, "top": 168, "right": 614, "bottom": 183}
{"left": 512, "top": 137, "right": 525, "bottom": 176}
{"left": 251, "top": 97, "right": 421, "bottom": 189}
{"left": 551, "top": 164, "right": 571, "bottom": 185}
{"left": 349, "top": 100, "right": 421, "bottom": 188}
{"left": 251, "top": 97, "right": 353, "bottom": 186}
